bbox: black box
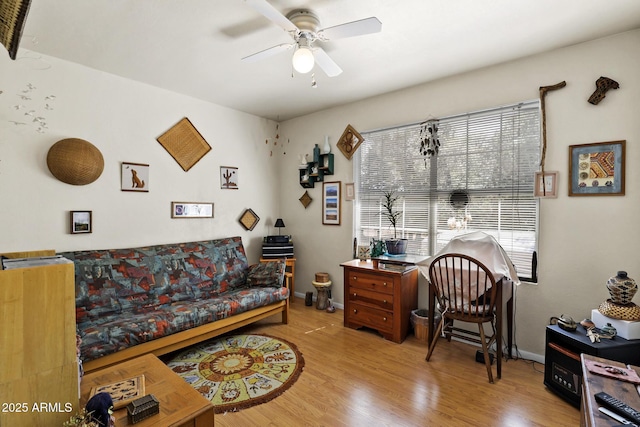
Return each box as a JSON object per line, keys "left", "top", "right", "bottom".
{"left": 127, "top": 394, "right": 159, "bottom": 424}
{"left": 262, "top": 242, "right": 294, "bottom": 259}
{"left": 475, "top": 350, "right": 494, "bottom": 365}
{"left": 266, "top": 235, "right": 290, "bottom": 244}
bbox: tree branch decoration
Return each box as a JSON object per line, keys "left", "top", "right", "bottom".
{"left": 539, "top": 81, "right": 566, "bottom": 175}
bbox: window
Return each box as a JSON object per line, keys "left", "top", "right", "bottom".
{"left": 354, "top": 101, "right": 540, "bottom": 280}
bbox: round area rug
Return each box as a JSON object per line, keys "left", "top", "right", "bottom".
{"left": 166, "top": 334, "right": 304, "bottom": 414}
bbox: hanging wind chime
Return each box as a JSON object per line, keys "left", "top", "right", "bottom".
{"left": 419, "top": 119, "right": 440, "bottom": 166}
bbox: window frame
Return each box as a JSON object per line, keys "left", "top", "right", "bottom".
{"left": 353, "top": 101, "right": 540, "bottom": 282}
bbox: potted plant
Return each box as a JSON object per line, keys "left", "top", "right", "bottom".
{"left": 382, "top": 190, "right": 408, "bottom": 255}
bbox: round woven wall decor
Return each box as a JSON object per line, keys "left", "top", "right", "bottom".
{"left": 47, "top": 138, "right": 104, "bottom": 185}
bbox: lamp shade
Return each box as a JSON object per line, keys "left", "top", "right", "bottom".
{"left": 274, "top": 218, "right": 285, "bottom": 228}
{"left": 292, "top": 47, "right": 314, "bottom": 74}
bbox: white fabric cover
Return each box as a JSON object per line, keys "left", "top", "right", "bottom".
{"left": 417, "top": 231, "right": 520, "bottom": 286}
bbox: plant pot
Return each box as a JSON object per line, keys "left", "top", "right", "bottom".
{"left": 385, "top": 239, "right": 408, "bottom": 255}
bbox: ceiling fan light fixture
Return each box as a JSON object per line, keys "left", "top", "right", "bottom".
{"left": 292, "top": 46, "right": 314, "bottom": 74}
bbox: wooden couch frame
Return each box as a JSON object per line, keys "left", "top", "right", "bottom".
{"left": 84, "top": 296, "right": 289, "bottom": 373}
{"left": 4, "top": 249, "right": 290, "bottom": 374}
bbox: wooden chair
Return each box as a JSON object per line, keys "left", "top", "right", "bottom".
{"left": 426, "top": 253, "right": 502, "bottom": 383}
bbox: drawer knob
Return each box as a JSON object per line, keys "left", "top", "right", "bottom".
{"left": 383, "top": 317, "right": 387, "bottom": 321}
{"left": 353, "top": 276, "right": 357, "bottom": 280}
{"left": 383, "top": 282, "right": 388, "bottom": 286}
{"left": 383, "top": 300, "right": 387, "bottom": 304}
{"left": 353, "top": 293, "right": 357, "bottom": 297}
{"left": 353, "top": 309, "right": 358, "bottom": 314}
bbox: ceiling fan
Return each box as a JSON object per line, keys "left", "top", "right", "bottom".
{"left": 242, "top": 0, "right": 382, "bottom": 77}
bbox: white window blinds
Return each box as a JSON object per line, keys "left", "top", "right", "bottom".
{"left": 354, "top": 101, "right": 540, "bottom": 280}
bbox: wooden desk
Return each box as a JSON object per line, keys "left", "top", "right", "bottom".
{"left": 580, "top": 354, "right": 640, "bottom": 426}
{"left": 260, "top": 257, "right": 296, "bottom": 301}
{"left": 81, "top": 354, "right": 214, "bottom": 427}
{"left": 427, "top": 276, "right": 514, "bottom": 359}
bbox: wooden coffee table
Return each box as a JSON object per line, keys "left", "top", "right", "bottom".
{"left": 80, "top": 353, "right": 214, "bottom": 426}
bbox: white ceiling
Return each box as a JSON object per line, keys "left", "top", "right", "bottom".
{"left": 18, "top": 0, "right": 640, "bottom": 121}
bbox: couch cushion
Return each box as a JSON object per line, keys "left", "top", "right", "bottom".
{"left": 77, "top": 286, "right": 289, "bottom": 362}
{"left": 247, "top": 261, "right": 285, "bottom": 287}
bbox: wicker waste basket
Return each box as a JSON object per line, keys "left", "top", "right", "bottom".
{"left": 411, "top": 309, "right": 440, "bottom": 342}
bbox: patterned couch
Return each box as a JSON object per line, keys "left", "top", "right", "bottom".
{"left": 59, "top": 236, "right": 289, "bottom": 373}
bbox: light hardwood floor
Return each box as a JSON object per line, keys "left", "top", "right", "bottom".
{"left": 212, "top": 298, "right": 580, "bottom": 427}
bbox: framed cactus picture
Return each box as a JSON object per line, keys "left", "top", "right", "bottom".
{"left": 220, "top": 166, "right": 238, "bottom": 189}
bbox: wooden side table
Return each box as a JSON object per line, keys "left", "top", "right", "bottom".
{"left": 341, "top": 259, "right": 418, "bottom": 343}
{"left": 580, "top": 354, "right": 640, "bottom": 426}
{"left": 80, "top": 354, "right": 214, "bottom": 427}
{"left": 260, "top": 257, "right": 296, "bottom": 301}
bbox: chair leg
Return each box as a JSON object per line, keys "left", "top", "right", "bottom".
{"left": 426, "top": 316, "right": 445, "bottom": 361}
{"left": 478, "top": 324, "right": 494, "bottom": 383}
{"left": 495, "top": 319, "right": 502, "bottom": 380}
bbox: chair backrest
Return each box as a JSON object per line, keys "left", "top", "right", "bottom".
{"left": 428, "top": 253, "right": 498, "bottom": 320}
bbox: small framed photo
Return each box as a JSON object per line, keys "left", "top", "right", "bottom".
{"left": 171, "top": 202, "right": 214, "bottom": 218}
{"left": 121, "top": 162, "right": 149, "bottom": 192}
{"left": 534, "top": 171, "right": 558, "bottom": 198}
{"left": 71, "top": 211, "right": 92, "bottom": 234}
{"left": 220, "top": 166, "right": 238, "bottom": 189}
{"left": 344, "top": 183, "right": 355, "bottom": 201}
{"left": 569, "top": 140, "right": 625, "bottom": 196}
{"left": 357, "top": 245, "right": 371, "bottom": 261}
{"left": 322, "top": 181, "right": 341, "bottom": 225}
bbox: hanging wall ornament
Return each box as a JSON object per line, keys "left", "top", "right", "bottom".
{"left": 299, "top": 190, "right": 312, "bottom": 208}
{"left": 47, "top": 138, "right": 104, "bottom": 185}
{"left": 419, "top": 119, "right": 440, "bottom": 165}
{"left": 588, "top": 76, "right": 619, "bottom": 105}
{"left": 336, "top": 124, "right": 363, "bottom": 160}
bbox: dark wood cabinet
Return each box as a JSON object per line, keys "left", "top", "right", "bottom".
{"left": 341, "top": 260, "right": 418, "bottom": 343}
{"left": 544, "top": 324, "right": 640, "bottom": 408}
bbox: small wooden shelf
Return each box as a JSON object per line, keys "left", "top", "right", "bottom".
{"left": 299, "top": 153, "right": 334, "bottom": 188}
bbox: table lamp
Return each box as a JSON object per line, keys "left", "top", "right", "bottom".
{"left": 274, "top": 218, "right": 285, "bottom": 235}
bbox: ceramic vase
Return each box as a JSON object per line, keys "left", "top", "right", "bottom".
{"left": 607, "top": 271, "right": 637, "bottom": 305}
{"left": 323, "top": 136, "right": 331, "bottom": 153}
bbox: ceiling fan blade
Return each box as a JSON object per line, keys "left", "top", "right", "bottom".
{"left": 243, "top": 0, "right": 299, "bottom": 34}
{"left": 317, "top": 17, "right": 382, "bottom": 41}
{"left": 242, "top": 43, "right": 294, "bottom": 63}
{"left": 313, "top": 47, "right": 342, "bottom": 77}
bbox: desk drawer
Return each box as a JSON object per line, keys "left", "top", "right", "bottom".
{"left": 347, "top": 271, "right": 394, "bottom": 295}
{"left": 350, "top": 303, "right": 394, "bottom": 331}
{"left": 348, "top": 286, "right": 393, "bottom": 310}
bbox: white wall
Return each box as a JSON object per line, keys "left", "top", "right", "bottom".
{"left": 0, "top": 52, "right": 280, "bottom": 262}
{"left": 279, "top": 30, "right": 640, "bottom": 357}
{"left": 1, "top": 30, "right": 637, "bottom": 358}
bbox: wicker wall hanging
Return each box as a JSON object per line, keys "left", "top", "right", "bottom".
{"left": 0, "top": 0, "right": 32, "bottom": 60}
{"left": 336, "top": 124, "right": 363, "bottom": 160}
{"left": 157, "top": 117, "right": 211, "bottom": 171}
{"left": 239, "top": 208, "right": 260, "bottom": 231}
{"left": 299, "top": 191, "right": 312, "bottom": 208}
{"left": 47, "top": 138, "right": 104, "bottom": 185}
